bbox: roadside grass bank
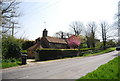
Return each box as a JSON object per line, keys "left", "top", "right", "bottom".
{"left": 76, "top": 56, "right": 119, "bottom": 80}
{"left": 1, "top": 59, "right": 21, "bottom": 69}
{"left": 82, "top": 47, "right": 116, "bottom": 56}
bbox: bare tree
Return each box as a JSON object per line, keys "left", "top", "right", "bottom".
{"left": 1, "top": 0, "right": 21, "bottom": 36}
{"left": 99, "top": 21, "right": 111, "bottom": 49}
{"left": 85, "top": 31, "right": 90, "bottom": 48}
{"left": 55, "top": 31, "right": 64, "bottom": 38}
{"left": 54, "top": 31, "right": 72, "bottom": 38}
{"left": 69, "top": 21, "right": 84, "bottom": 35}
{"left": 87, "top": 22, "right": 97, "bottom": 48}
{"left": 85, "top": 22, "right": 97, "bottom": 48}
{"left": 65, "top": 32, "right": 72, "bottom": 38}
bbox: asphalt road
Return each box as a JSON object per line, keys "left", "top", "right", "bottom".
{"left": 1, "top": 51, "right": 119, "bottom": 79}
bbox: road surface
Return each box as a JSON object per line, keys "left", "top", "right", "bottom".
{"left": 1, "top": 51, "right": 119, "bottom": 79}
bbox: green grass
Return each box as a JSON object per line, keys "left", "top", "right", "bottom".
{"left": 1, "top": 58, "right": 22, "bottom": 69}
{"left": 2, "top": 62, "right": 19, "bottom": 68}
{"left": 76, "top": 56, "right": 119, "bottom": 80}
{"left": 83, "top": 47, "right": 115, "bottom": 56}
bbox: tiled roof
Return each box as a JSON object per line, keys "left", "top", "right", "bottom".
{"left": 45, "top": 36, "right": 67, "bottom": 44}
{"left": 27, "top": 43, "right": 43, "bottom": 51}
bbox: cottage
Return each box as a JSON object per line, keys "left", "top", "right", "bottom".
{"left": 27, "top": 29, "right": 68, "bottom": 58}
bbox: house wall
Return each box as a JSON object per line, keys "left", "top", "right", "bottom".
{"left": 27, "top": 50, "right": 35, "bottom": 58}
{"left": 41, "top": 37, "right": 49, "bottom": 48}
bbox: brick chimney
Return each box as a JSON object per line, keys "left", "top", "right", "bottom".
{"left": 43, "top": 29, "right": 48, "bottom": 37}
{"left": 61, "top": 32, "right": 64, "bottom": 39}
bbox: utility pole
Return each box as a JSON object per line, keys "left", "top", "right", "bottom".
{"left": 11, "top": 22, "right": 14, "bottom": 37}
{"left": 11, "top": 22, "right": 19, "bottom": 37}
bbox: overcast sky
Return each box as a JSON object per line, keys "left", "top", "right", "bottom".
{"left": 16, "top": 0, "right": 119, "bottom": 40}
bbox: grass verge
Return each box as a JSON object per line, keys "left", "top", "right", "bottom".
{"left": 76, "top": 56, "right": 119, "bottom": 80}
{"left": 1, "top": 59, "right": 22, "bottom": 69}
{"left": 83, "top": 47, "right": 116, "bottom": 56}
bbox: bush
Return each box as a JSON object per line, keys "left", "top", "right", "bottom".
{"left": 106, "top": 40, "right": 116, "bottom": 47}
{"left": 21, "top": 50, "right": 27, "bottom": 54}
{"left": 22, "top": 40, "right": 34, "bottom": 50}
{"left": 36, "top": 48, "right": 98, "bottom": 61}
{"left": 36, "top": 47, "right": 115, "bottom": 61}
{"left": 36, "top": 49, "right": 79, "bottom": 61}
{"left": 2, "top": 36, "right": 21, "bottom": 59}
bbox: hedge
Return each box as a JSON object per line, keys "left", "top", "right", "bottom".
{"left": 22, "top": 40, "right": 34, "bottom": 50}
{"left": 36, "top": 49, "right": 80, "bottom": 61}
{"left": 36, "top": 48, "right": 95, "bottom": 51}
{"left": 35, "top": 48, "right": 102, "bottom": 61}
{"left": 2, "top": 36, "right": 21, "bottom": 59}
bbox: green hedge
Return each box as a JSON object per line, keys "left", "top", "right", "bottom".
{"left": 36, "top": 49, "right": 80, "bottom": 61}
{"left": 22, "top": 40, "right": 34, "bottom": 50}
{"left": 36, "top": 48, "right": 103, "bottom": 61}
{"left": 37, "top": 48, "right": 95, "bottom": 51}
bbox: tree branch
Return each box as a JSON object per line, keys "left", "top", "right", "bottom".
{"left": 2, "top": 0, "right": 15, "bottom": 14}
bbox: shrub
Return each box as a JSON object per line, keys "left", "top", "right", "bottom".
{"left": 2, "top": 36, "right": 21, "bottom": 59}
{"left": 95, "top": 42, "right": 104, "bottom": 48}
{"left": 36, "top": 47, "right": 115, "bottom": 61}
{"left": 36, "top": 48, "right": 98, "bottom": 61}
{"left": 79, "top": 43, "right": 88, "bottom": 48}
{"left": 22, "top": 40, "right": 34, "bottom": 50}
{"left": 21, "top": 50, "right": 27, "bottom": 54}
{"left": 36, "top": 49, "right": 79, "bottom": 61}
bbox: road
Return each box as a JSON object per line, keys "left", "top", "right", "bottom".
{"left": 1, "top": 51, "right": 119, "bottom": 79}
